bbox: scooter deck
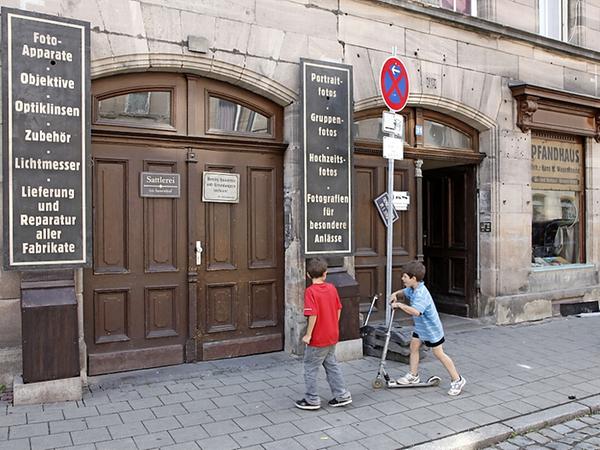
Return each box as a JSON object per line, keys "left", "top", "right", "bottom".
{"left": 383, "top": 375, "right": 441, "bottom": 389}
{"left": 386, "top": 379, "right": 440, "bottom": 388}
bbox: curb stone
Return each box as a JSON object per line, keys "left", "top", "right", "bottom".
{"left": 409, "top": 396, "right": 600, "bottom": 450}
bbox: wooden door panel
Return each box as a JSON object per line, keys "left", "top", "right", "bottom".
{"left": 205, "top": 283, "right": 237, "bottom": 333}
{"left": 145, "top": 197, "right": 178, "bottom": 272}
{"left": 145, "top": 286, "right": 179, "bottom": 338}
{"left": 249, "top": 280, "right": 278, "bottom": 328}
{"left": 207, "top": 202, "right": 235, "bottom": 271}
{"left": 425, "top": 176, "right": 444, "bottom": 249}
{"left": 449, "top": 258, "right": 466, "bottom": 294}
{"left": 355, "top": 166, "right": 378, "bottom": 256}
{"left": 356, "top": 266, "right": 378, "bottom": 304}
{"left": 248, "top": 167, "right": 277, "bottom": 268}
{"left": 393, "top": 169, "right": 413, "bottom": 256}
{"left": 94, "top": 159, "right": 128, "bottom": 273}
{"left": 354, "top": 152, "right": 417, "bottom": 316}
{"left": 85, "top": 143, "right": 188, "bottom": 375}
{"left": 196, "top": 150, "right": 283, "bottom": 360}
{"left": 449, "top": 175, "right": 467, "bottom": 249}
{"left": 144, "top": 161, "right": 180, "bottom": 272}
{"left": 423, "top": 166, "right": 475, "bottom": 317}
{"left": 93, "top": 288, "right": 129, "bottom": 344}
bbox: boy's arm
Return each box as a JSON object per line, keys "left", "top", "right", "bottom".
{"left": 394, "top": 302, "right": 421, "bottom": 316}
{"left": 302, "top": 315, "right": 317, "bottom": 344}
{"left": 390, "top": 288, "right": 406, "bottom": 305}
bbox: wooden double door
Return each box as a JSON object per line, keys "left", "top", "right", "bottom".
{"left": 423, "top": 166, "right": 476, "bottom": 317}
{"left": 354, "top": 153, "right": 476, "bottom": 318}
{"left": 84, "top": 140, "right": 283, "bottom": 375}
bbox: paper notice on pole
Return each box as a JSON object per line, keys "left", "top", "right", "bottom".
{"left": 383, "top": 136, "right": 403, "bottom": 160}
{"left": 393, "top": 191, "right": 410, "bottom": 210}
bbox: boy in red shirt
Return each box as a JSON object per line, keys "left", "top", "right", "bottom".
{"left": 295, "top": 257, "right": 352, "bottom": 410}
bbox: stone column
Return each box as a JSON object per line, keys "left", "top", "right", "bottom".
{"left": 415, "top": 159, "right": 424, "bottom": 262}
{"left": 283, "top": 101, "right": 306, "bottom": 355}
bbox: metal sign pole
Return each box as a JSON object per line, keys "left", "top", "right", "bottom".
{"left": 385, "top": 143, "right": 394, "bottom": 327}
{"left": 380, "top": 46, "right": 408, "bottom": 328}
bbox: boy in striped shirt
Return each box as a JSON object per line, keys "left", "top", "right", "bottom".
{"left": 390, "top": 261, "right": 466, "bottom": 396}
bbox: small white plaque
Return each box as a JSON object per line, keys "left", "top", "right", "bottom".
{"left": 382, "top": 112, "right": 404, "bottom": 136}
{"left": 383, "top": 136, "right": 404, "bottom": 160}
{"left": 202, "top": 172, "right": 240, "bottom": 203}
{"left": 393, "top": 191, "right": 410, "bottom": 210}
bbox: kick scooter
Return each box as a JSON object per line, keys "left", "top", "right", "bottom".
{"left": 371, "top": 306, "right": 441, "bottom": 389}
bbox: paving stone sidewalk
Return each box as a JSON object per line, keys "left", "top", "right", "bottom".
{"left": 1, "top": 315, "right": 599, "bottom": 450}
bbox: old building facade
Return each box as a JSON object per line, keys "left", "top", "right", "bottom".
{"left": 1, "top": 0, "right": 600, "bottom": 392}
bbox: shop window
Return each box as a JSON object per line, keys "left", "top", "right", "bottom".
{"left": 531, "top": 134, "right": 583, "bottom": 267}
{"left": 97, "top": 91, "right": 171, "bottom": 126}
{"left": 539, "top": 0, "right": 568, "bottom": 41}
{"left": 424, "top": 120, "right": 471, "bottom": 150}
{"left": 208, "top": 96, "right": 270, "bottom": 135}
{"left": 441, "top": 0, "right": 477, "bottom": 16}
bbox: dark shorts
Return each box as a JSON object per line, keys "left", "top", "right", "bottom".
{"left": 412, "top": 332, "right": 445, "bottom": 348}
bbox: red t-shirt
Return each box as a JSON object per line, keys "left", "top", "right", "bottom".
{"left": 304, "top": 282, "right": 342, "bottom": 347}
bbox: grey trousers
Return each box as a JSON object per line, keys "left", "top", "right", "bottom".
{"left": 303, "top": 344, "right": 351, "bottom": 406}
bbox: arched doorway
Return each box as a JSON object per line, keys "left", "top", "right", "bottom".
{"left": 84, "top": 73, "right": 286, "bottom": 375}
{"left": 354, "top": 107, "right": 483, "bottom": 318}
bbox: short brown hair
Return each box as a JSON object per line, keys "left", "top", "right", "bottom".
{"left": 402, "top": 261, "right": 426, "bottom": 281}
{"left": 306, "top": 257, "right": 328, "bottom": 279}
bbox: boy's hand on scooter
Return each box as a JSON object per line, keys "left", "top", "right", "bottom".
{"left": 302, "top": 334, "right": 311, "bottom": 344}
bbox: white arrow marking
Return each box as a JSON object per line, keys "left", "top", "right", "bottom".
{"left": 391, "top": 65, "right": 400, "bottom": 76}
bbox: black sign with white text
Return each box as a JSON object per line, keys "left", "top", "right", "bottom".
{"left": 301, "top": 59, "right": 353, "bottom": 256}
{"left": 140, "top": 172, "right": 181, "bottom": 198}
{"left": 2, "top": 8, "right": 91, "bottom": 269}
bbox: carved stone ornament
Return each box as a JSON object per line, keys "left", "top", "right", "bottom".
{"left": 415, "top": 159, "right": 423, "bottom": 178}
{"left": 595, "top": 111, "right": 600, "bottom": 143}
{"left": 517, "top": 96, "right": 539, "bottom": 133}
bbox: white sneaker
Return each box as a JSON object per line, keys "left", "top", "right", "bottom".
{"left": 448, "top": 376, "right": 466, "bottom": 396}
{"left": 396, "top": 372, "right": 420, "bottom": 385}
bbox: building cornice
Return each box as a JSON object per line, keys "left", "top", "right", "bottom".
{"left": 510, "top": 82, "right": 600, "bottom": 141}
{"left": 376, "top": 0, "right": 600, "bottom": 62}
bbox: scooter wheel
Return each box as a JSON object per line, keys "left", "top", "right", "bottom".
{"left": 427, "top": 375, "right": 441, "bottom": 386}
{"left": 372, "top": 378, "right": 384, "bottom": 389}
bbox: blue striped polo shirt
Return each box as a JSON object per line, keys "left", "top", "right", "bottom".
{"left": 403, "top": 282, "right": 444, "bottom": 343}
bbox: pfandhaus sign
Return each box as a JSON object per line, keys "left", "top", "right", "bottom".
{"left": 2, "top": 8, "right": 91, "bottom": 269}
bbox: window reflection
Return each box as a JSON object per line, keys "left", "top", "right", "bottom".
{"left": 424, "top": 120, "right": 471, "bottom": 149}
{"left": 441, "top": 0, "right": 476, "bottom": 15}
{"left": 354, "top": 118, "right": 383, "bottom": 141}
{"left": 98, "top": 91, "right": 171, "bottom": 126}
{"left": 531, "top": 190, "right": 579, "bottom": 266}
{"left": 208, "top": 97, "right": 270, "bottom": 134}
{"left": 353, "top": 117, "right": 404, "bottom": 141}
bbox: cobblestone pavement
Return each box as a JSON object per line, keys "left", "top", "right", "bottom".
{"left": 484, "top": 413, "right": 600, "bottom": 450}
{"left": 0, "top": 316, "right": 599, "bottom": 449}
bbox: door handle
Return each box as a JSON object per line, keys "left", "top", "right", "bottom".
{"left": 195, "top": 241, "right": 203, "bottom": 265}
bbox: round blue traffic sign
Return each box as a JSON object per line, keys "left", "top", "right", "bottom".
{"left": 380, "top": 57, "right": 410, "bottom": 112}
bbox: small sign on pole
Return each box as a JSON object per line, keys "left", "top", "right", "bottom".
{"left": 393, "top": 191, "right": 410, "bottom": 211}
{"left": 382, "top": 111, "right": 403, "bottom": 136}
{"left": 374, "top": 193, "right": 399, "bottom": 227}
{"left": 383, "top": 136, "right": 404, "bottom": 160}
